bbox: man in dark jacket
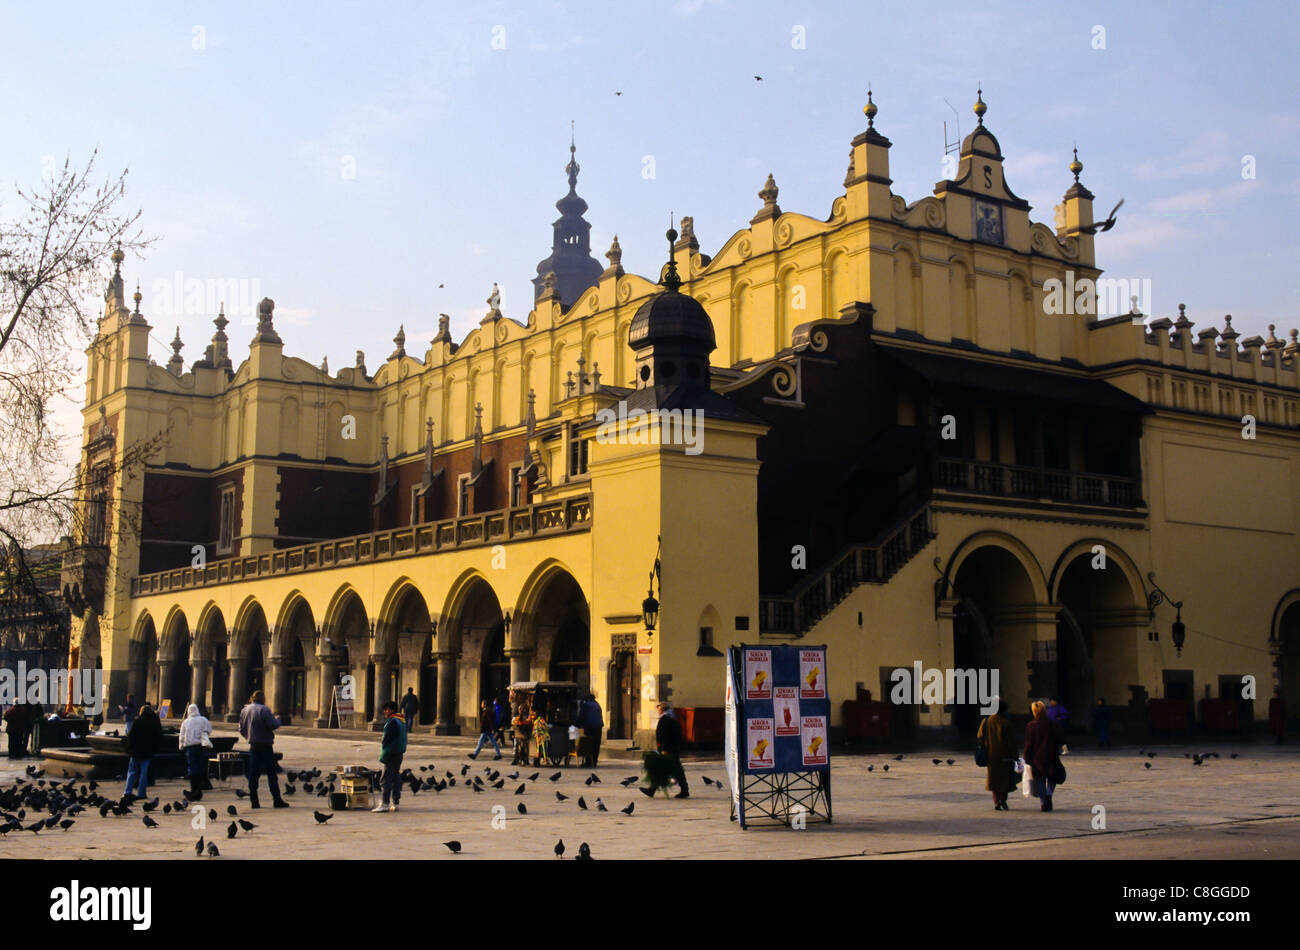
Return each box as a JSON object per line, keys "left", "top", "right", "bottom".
{"left": 580, "top": 695, "right": 604, "bottom": 767}
{"left": 4, "top": 704, "right": 28, "bottom": 758}
{"left": 469, "top": 700, "right": 502, "bottom": 759}
{"left": 124, "top": 703, "right": 163, "bottom": 798}
{"left": 373, "top": 701, "right": 407, "bottom": 813}
{"left": 655, "top": 701, "right": 689, "bottom": 798}
{"left": 239, "top": 690, "right": 287, "bottom": 808}
{"left": 399, "top": 688, "right": 420, "bottom": 733}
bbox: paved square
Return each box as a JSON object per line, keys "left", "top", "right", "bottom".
{"left": 4, "top": 729, "right": 1298, "bottom": 860}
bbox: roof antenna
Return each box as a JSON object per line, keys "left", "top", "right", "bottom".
{"left": 943, "top": 98, "right": 962, "bottom": 159}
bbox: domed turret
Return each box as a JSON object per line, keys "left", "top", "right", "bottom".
{"left": 628, "top": 224, "right": 716, "bottom": 390}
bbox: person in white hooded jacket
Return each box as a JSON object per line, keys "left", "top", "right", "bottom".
{"left": 178, "top": 703, "right": 213, "bottom": 800}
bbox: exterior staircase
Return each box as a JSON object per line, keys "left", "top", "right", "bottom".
{"left": 758, "top": 503, "right": 935, "bottom": 639}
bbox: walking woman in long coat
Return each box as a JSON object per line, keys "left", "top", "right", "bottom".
{"left": 977, "top": 698, "right": 1017, "bottom": 810}
{"left": 1024, "top": 700, "right": 1064, "bottom": 812}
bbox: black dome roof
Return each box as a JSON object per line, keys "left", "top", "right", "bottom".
{"left": 628, "top": 289, "right": 716, "bottom": 353}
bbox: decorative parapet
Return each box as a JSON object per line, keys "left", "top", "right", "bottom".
{"left": 130, "top": 494, "right": 592, "bottom": 597}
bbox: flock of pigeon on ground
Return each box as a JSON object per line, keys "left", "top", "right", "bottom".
{"left": 0, "top": 758, "right": 727, "bottom": 860}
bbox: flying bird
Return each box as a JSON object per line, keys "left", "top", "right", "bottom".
{"left": 443, "top": 840, "right": 461, "bottom": 854}
{"left": 754, "top": 75, "right": 763, "bottom": 81}
{"left": 615, "top": 91, "right": 622, "bottom": 96}
{"left": 313, "top": 811, "right": 334, "bottom": 824}
{"left": 1078, "top": 198, "right": 1124, "bottom": 235}
{"left": 620, "top": 802, "right": 635, "bottom": 815}
{"left": 554, "top": 839, "right": 565, "bottom": 858}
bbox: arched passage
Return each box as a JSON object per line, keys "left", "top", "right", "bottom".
{"left": 318, "top": 586, "right": 368, "bottom": 727}
{"left": 128, "top": 613, "right": 158, "bottom": 711}
{"left": 229, "top": 599, "right": 269, "bottom": 719}
{"left": 273, "top": 594, "right": 317, "bottom": 723}
{"left": 192, "top": 604, "right": 229, "bottom": 718}
{"left": 946, "top": 534, "right": 1051, "bottom": 732}
{"left": 1274, "top": 592, "right": 1300, "bottom": 731}
{"left": 159, "top": 608, "right": 192, "bottom": 713}
{"left": 1051, "top": 540, "right": 1146, "bottom": 731}
{"left": 377, "top": 580, "right": 434, "bottom": 728}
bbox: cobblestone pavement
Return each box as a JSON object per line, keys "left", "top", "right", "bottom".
{"left": 3, "top": 730, "right": 1297, "bottom": 860}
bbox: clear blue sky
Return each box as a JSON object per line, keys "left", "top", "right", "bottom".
{"left": 3, "top": 0, "right": 1297, "bottom": 451}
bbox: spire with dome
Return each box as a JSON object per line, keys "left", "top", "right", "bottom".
{"left": 532, "top": 123, "right": 603, "bottom": 310}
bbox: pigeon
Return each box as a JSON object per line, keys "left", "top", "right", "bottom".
{"left": 507, "top": 772, "right": 519, "bottom": 780}
{"left": 548, "top": 772, "right": 562, "bottom": 782}
{"left": 615, "top": 91, "right": 622, "bottom": 96}
{"left": 576, "top": 841, "right": 592, "bottom": 860}
{"left": 238, "top": 819, "right": 257, "bottom": 833}
{"left": 208, "top": 809, "right": 217, "bottom": 821}
{"left": 596, "top": 799, "right": 607, "bottom": 812}
{"left": 517, "top": 802, "right": 527, "bottom": 815}
{"left": 509, "top": 782, "right": 526, "bottom": 796}
{"left": 59, "top": 819, "right": 75, "bottom": 831}
{"left": 194, "top": 836, "right": 204, "bottom": 856}
{"left": 577, "top": 796, "right": 588, "bottom": 810}
{"left": 163, "top": 804, "right": 171, "bottom": 815}
{"left": 1192, "top": 754, "right": 1204, "bottom": 766}
{"left": 492, "top": 780, "right": 505, "bottom": 789}
{"left": 554, "top": 838, "right": 565, "bottom": 858}
{"left": 24, "top": 821, "right": 41, "bottom": 834}
{"left": 1147, "top": 752, "right": 1156, "bottom": 758}
{"left": 754, "top": 75, "right": 763, "bottom": 81}
{"left": 1078, "top": 198, "right": 1124, "bottom": 235}
{"left": 556, "top": 792, "right": 568, "bottom": 802}
{"left": 207, "top": 842, "right": 219, "bottom": 857}
{"left": 227, "top": 821, "right": 238, "bottom": 839}
{"left": 227, "top": 805, "right": 238, "bottom": 816}
{"left": 1143, "top": 762, "right": 1152, "bottom": 769}
{"left": 932, "top": 759, "right": 941, "bottom": 765}
{"left": 142, "top": 815, "right": 159, "bottom": 829}
{"left": 701, "top": 776, "right": 716, "bottom": 787}
{"left": 883, "top": 765, "right": 889, "bottom": 772}
{"left": 946, "top": 759, "right": 955, "bottom": 766}
{"left": 620, "top": 776, "right": 638, "bottom": 786}
{"left": 313, "top": 811, "right": 334, "bottom": 824}
{"left": 1230, "top": 753, "right": 1239, "bottom": 759}
{"left": 528, "top": 773, "right": 539, "bottom": 781}
{"left": 585, "top": 775, "right": 595, "bottom": 786}
{"left": 443, "top": 840, "right": 461, "bottom": 854}
{"left": 460, "top": 765, "right": 470, "bottom": 776}
{"left": 142, "top": 798, "right": 160, "bottom": 812}
{"left": 621, "top": 802, "right": 635, "bottom": 815}
{"left": 867, "top": 765, "right": 874, "bottom": 772}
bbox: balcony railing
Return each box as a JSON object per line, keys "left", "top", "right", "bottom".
{"left": 130, "top": 494, "right": 593, "bottom": 597}
{"left": 934, "top": 458, "right": 1142, "bottom": 507}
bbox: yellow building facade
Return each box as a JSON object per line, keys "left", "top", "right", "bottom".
{"left": 62, "top": 91, "right": 1300, "bottom": 744}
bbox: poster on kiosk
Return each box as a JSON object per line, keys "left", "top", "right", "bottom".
{"left": 725, "top": 644, "right": 830, "bottom": 825}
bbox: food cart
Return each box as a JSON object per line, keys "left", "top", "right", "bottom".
{"left": 507, "top": 681, "right": 582, "bottom": 766}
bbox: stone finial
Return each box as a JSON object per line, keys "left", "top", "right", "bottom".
{"left": 676, "top": 216, "right": 699, "bottom": 251}
{"left": 390, "top": 324, "right": 406, "bottom": 360}
{"left": 576, "top": 355, "right": 587, "bottom": 394}
{"left": 1069, "top": 147, "right": 1083, "bottom": 184}
{"left": 752, "top": 173, "right": 781, "bottom": 223}
{"left": 211, "top": 305, "right": 232, "bottom": 369}
{"left": 167, "top": 326, "right": 184, "bottom": 376}
{"left": 605, "top": 235, "right": 623, "bottom": 268}
{"left": 434, "top": 313, "right": 452, "bottom": 344}
{"left": 864, "top": 88, "right": 878, "bottom": 129}
{"left": 1219, "top": 314, "right": 1240, "bottom": 353}
{"left": 973, "top": 86, "right": 987, "bottom": 125}
{"left": 539, "top": 271, "right": 559, "bottom": 302}
{"left": 1284, "top": 328, "right": 1299, "bottom": 358}
{"left": 252, "top": 296, "right": 282, "bottom": 344}
{"left": 525, "top": 389, "right": 536, "bottom": 437}
{"left": 564, "top": 370, "right": 575, "bottom": 398}
{"left": 1266, "top": 324, "right": 1282, "bottom": 349}
{"left": 1174, "top": 303, "right": 1192, "bottom": 328}
{"left": 591, "top": 362, "right": 601, "bottom": 391}
{"left": 423, "top": 417, "right": 434, "bottom": 482}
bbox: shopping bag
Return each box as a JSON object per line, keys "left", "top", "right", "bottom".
{"left": 1021, "top": 762, "right": 1032, "bottom": 797}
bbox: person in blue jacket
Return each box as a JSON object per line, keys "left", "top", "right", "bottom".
{"left": 373, "top": 701, "right": 407, "bottom": 813}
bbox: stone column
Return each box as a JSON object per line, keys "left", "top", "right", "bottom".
{"left": 225, "top": 656, "right": 249, "bottom": 722}
{"left": 371, "top": 654, "right": 393, "bottom": 730}
{"left": 155, "top": 660, "right": 173, "bottom": 709}
{"left": 434, "top": 651, "right": 460, "bottom": 735}
{"left": 314, "top": 655, "right": 338, "bottom": 728}
{"left": 190, "top": 660, "right": 211, "bottom": 717}
{"left": 268, "top": 656, "right": 290, "bottom": 723}
{"left": 506, "top": 649, "right": 533, "bottom": 685}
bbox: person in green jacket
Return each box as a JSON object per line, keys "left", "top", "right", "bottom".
{"left": 373, "top": 701, "right": 407, "bottom": 813}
